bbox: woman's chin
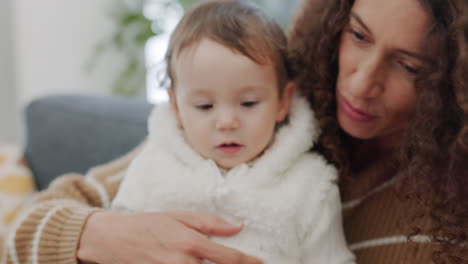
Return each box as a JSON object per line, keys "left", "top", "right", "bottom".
{"left": 338, "top": 116, "right": 377, "bottom": 140}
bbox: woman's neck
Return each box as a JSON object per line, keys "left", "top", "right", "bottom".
{"left": 350, "top": 138, "right": 390, "bottom": 168}
{"left": 341, "top": 138, "right": 399, "bottom": 201}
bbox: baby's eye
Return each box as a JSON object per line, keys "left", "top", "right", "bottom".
{"left": 196, "top": 104, "right": 213, "bottom": 110}
{"left": 241, "top": 101, "right": 258, "bottom": 108}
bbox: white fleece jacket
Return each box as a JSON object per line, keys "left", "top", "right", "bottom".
{"left": 112, "top": 96, "right": 355, "bottom": 264}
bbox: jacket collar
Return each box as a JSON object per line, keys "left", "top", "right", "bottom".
{"left": 147, "top": 96, "right": 320, "bottom": 185}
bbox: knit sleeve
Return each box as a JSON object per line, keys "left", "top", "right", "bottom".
{"left": 300, "top": 184, "right": 356, "bottom": 264}
{"left": 5, "top": 144, "right": 143, "bottom": 264}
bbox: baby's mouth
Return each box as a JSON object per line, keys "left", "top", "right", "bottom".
{"left": 217, "top": 143, "right": 243, "bottom": 154}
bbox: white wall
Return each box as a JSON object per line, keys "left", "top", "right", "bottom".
{"left": 0, "top": 0, "right": 129, "bottom": 144}
{"left": 13, "top": 0, "right": 125, "bottom": 107}
{"left": 0, "top": 0, "right": 18, "bottom": 143}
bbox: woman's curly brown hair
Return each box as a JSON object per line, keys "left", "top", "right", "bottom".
{"left": 288, "top": 0, "right": 468, "bottom": 262}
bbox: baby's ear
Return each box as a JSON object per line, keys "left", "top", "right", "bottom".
{"left": 276, "top": 81, "right": 296, "bottom": 122}
{"left": 168, "top": 89, "right": 184, "bottom": 129}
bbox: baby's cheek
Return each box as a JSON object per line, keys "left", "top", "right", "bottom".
{"left": 253, "top": 122, "right": 276, "bottom": 147}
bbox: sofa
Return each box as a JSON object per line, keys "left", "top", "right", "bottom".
{"left": 24, "top": 94, "right": 153, "bottom": 190}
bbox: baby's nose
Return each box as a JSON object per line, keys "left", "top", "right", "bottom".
{"left": 215, "top": 110, "right": 239, "bottom": 130}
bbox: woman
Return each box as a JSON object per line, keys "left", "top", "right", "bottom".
{"left": 289, "top": 0, "right": 468, "bottom": 262}
{"left": 6, "top": 0, "right": 467, "bottom": 263}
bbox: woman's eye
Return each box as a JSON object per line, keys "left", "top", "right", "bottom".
{"left": 196, "top": 104, "right": 213, "bottom": 110}
{"left": 348, "top": 29, "right": 366, "bottom": 42}
{"left": 241, "top": 101, "right": 258, "bottom": 107}
{"left": 398, "top": 61, "right": 420, "bottom": 75}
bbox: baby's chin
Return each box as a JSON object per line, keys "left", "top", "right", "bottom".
{"left": 218, "top": 165, "right": 235, "bottom": 169}
{"left": 215, "top": 161, "right": 239, "bottom": 169}
{"left": 214, "top": 155, "right": 262, "bottom": 170}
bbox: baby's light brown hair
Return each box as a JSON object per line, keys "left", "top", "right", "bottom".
{"left": 165, "top": 0, "right": 290, "bottom": 93}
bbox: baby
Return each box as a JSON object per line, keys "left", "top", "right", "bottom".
{"left": 112, "top": 0, "right": 355, "bottom": 263}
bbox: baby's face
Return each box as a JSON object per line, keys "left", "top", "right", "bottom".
{"left": 169, "top": 38, "right": 292, "bottom": 169}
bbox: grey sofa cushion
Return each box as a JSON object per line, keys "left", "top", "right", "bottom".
{"left": 24, "top": 94, "right": 153, "bottom": 190}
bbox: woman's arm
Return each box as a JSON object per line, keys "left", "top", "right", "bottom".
{"left": 6, "top": 144, "right": 261, "bottom": 264}
{"left": 5, "top": 144, "right": 140, "bottom": 264}
{"left": 78, "top": 211, "right": 258, "bottom": 264}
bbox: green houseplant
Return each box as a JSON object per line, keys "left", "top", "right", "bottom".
{"left": 89, "top": 0, "right": 196, "bottom": 96}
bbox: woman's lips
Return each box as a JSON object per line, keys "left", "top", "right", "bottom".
{"left": 338, "top": 95, "right": 378, "bottom": 122}
{"left": 217, "top": 143, "right": 243, "bottom": 154}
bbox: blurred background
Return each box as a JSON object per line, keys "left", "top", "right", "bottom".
{"left": 0, "top": 0, "right": 301, "bottom": 144}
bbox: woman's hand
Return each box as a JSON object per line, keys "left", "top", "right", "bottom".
{"left": 77, "top": 211, "right": 262, "bottom": 264}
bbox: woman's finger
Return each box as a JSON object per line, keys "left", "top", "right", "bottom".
{"left": 152, "top": 250, "right": 203, "bottom": 264}
{"left": 167, "top": 211, "right": 243, "bottom": 236}
{"left": 166, "top": 212, "right": 262, "bottom": 264}
{"left": 191, "top": 235, "right": 263, "bottom": 264}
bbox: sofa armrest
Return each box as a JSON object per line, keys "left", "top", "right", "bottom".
{"left": 24, "top": 94, "right": 153, "bottom": 190}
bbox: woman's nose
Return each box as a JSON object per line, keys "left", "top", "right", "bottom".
{"left": 349, "top": 54, "right": 386, "bottom": 99}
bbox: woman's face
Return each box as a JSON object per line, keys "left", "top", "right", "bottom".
{"left": 336, "top": 0, "right": 433, "bottom": 147}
